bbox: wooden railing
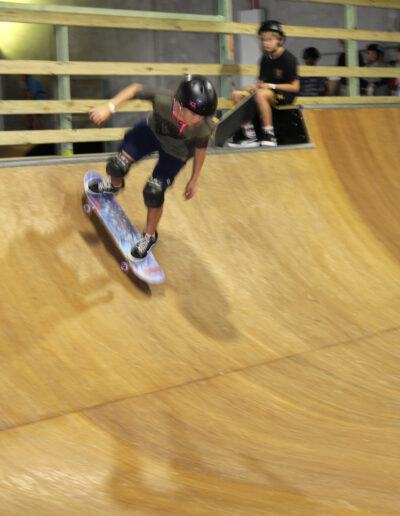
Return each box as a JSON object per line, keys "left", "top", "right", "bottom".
{"left": 0, "top": 1, "right": 399, "bottom": 149}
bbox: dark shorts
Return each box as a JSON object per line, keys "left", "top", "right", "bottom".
{"left": 274, "top": 90, "right": 296, "bottom": 106}
{"left": 121, "top": 118, "right": 186, "bottom": 190}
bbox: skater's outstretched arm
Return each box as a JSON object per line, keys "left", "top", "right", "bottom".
{"left": 185, "top": 147, "right": 207, "bottom": 200}
{"left": 89, "top": 83, "right": 143, "bottom": 126}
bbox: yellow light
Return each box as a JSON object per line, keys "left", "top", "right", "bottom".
{"left": 0, "top": 0, "right": 53, "bottom": 56}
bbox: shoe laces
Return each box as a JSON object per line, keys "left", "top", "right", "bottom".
{"left": 97, "top": 176, "right": 113, "bottom": 193}
{"left": 135, "top": 236, "right": 151, "bottom": 254}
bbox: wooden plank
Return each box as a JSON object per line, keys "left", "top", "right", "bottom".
{"left": 0, "top": 98, "right": 233, "bottom": 115}
{"left": 0, "top": 128, "right": 128, "bottom": 146}
{"left": 298, "top": 66, "right": 400, "bottom": 78}
{"left": 0, "top": 6, "right": 251, "bottom": 34}
{"left": 0, "top": 2, "right": 224, "bottom": 22}
{"left": 284, "top": 26, "right": 400, "bottom": 43}
{"left": 0, "top": 60, "right": 257, "bottom": 76}
{"left": 1, "top": 60, "right": 399, "bottom": 79}
{"left": 296, "top": 96, "right": 400, "bottom": 104}
{"left": 0, "top": 4, "right": 399, "bottom": 40}
{"left": 287, "top": 0, "right": 400, "bottom": 8}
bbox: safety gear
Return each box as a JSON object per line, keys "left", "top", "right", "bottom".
{"left": 106, "top": 152, "right": 131, "bottom": 178}
{"left": 175, "top": 75, "right": 217, "bottom": 117}
{"left": 258, "top": 20, "right": 285, "bottom": 38}
{"left": 143, "top": 177, "right": 164, "bottom": 208}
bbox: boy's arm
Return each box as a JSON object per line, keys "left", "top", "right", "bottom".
{"left": 89, "top": 83, "right": 143, "bottom": 126}
{"left": 259, "top": 79, "right": 300, "bottom": 93}
{"left": 185, "top": 146, "right": 207, "bottom": 200}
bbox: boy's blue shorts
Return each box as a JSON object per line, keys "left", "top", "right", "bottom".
{"left": 121, "top": 118, "right": 186, "bottom": 190}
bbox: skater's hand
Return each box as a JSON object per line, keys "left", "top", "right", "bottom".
{"left": 185, "top": 179, "right": 197, "bottom": 200}
{"left": 89, "top": 104, "right": 113, "bottom": 126}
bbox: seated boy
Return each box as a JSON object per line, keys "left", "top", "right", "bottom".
{"left": 229, "top": 20, "right": 299, "bottom": 148}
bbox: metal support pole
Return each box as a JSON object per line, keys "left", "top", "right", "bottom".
{"left": 218, "top": 0, "right": 234, "bottom": 100}
{"left": 344, "top": 5, "right": 359, "bottom": 97}
{"left": 55, "top": 25, "right": 73, "bottom": 156}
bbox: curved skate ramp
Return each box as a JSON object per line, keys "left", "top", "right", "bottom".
{"left": 1, "top": 108, "right": 399, "bottom": 515}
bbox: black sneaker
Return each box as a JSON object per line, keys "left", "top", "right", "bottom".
{"left": 228, "top": 127, "right": 259, "bottom": 148}
{"left": 130, "top": 232, "right": 158, "bottom": 262}
{"left": 227, "top": 134, "right": 259, "bottom": 148}
{"left": 87, "top": 176, "right": 125, "bottom": 195}
{"left": 260, "top": 131, "right": 277, "bottom": 147}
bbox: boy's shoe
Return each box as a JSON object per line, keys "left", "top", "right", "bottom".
{"left": 130, "top": 232, "right": 158, "bottom": 262}
{"left": 87, "top": 176, "right": 125, "bottom": 195}
{"left": 227, "top": 134, "right": 259, "bottom": 148}
{"left": 260, "top": 131, "right": 278, "bottom": 147}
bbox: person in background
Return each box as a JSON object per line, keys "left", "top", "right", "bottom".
{"left": 228, "top": 20, "right": 299, "bottom": 148}
{"left": 336, "top": 40, "right": 367, "bottom": 95}
{"left": 19, "top": 74, "right": 48, "bottom": 129}
{"left": 388, "top": 45, "right": 400, "bottom": 96}
{"left": 299, "top": 47, "right": 329, "bottom": 97}
{"left": 364, "top": 43, "right": 389, "bottom": 96}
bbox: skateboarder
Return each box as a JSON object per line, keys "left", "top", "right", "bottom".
{"left": 229, "top": 20, "right": 299, "bottom": 148}
{"left": 87, "top": 75, "right": 217, "bottom": 261}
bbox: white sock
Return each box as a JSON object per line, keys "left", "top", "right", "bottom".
{"left": 263, "top": 126, "right": 275, "bottom": 134}
{"left": 243, "top": 124, "right": 256, "bottom": 138}
{"left": 145, "top": 233, "right": 155, "bottom": 240}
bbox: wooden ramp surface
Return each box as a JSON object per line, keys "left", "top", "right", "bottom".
{"left": 1, "top": 108, "right": 399, "bottom": 515}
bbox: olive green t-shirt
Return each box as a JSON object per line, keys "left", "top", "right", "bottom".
{"left": 136, "top": 88, "right": 215, "bottom": 162}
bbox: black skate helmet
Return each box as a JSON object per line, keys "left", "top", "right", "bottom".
{"left": 258, "top": 20, "right": 285, "bottom": 38}
{"left": 175, "top": 75, "right": 218, "bottom": 117}
{"left": 303, "top": 47, "right": 321, "bottom": 60}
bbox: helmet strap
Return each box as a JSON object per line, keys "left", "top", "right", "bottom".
{"left": 172, "top": 98, "right": 187, "bottom": 135}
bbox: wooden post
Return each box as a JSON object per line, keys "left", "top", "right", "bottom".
{"left": 55, "top": 25, "right": 73, "bottom": 156}
{"left": 218, "top": 0, "right": 234, "bottom": 100}
{"left": 344, "top": 5, "right": 360, "bottom": 97}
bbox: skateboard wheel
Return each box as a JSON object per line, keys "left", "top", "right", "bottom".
{"left": 120, "top": 261, "right": 129, "bottom": 273}
{"left": 83, "top": 203, "right": 92, "bottom": 215}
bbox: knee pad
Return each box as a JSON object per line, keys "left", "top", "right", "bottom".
{"left": 106, "top": 152, "right": 131, "bottom": 178}
{"left": 143, "top": 177, "right": 164, "bottom": 208}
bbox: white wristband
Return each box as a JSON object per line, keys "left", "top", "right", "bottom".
{"left": 269, "top": 84, "right": 276, "bottom": 90}
{"left": 108, "top": 102, "right": 116, "bottom": 114}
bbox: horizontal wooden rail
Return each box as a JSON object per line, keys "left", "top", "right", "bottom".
{"left": 0, "top": 97, "right": 399, "bottom": 147}
{"left": 1, "top": 94, "right": 399, "bottom": 116}
{"left": 0, "top": 98, "right": 234, "bottom": 115}
{"left": 1, "top": 61, "right": 399, "bottom": 78}
{"left": 0, "top": 4, "right": 399, "bottom": 41}
{"left": 0, "top": 128, "right": 128, "bottom": 146}
{"left": 288, "top": 0, "right": 399, "bottom": 8}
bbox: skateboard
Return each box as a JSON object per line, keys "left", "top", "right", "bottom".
{"left": 214, "top": 92, "right": 257, "bottom": 146}
{"left": 83, "top": 170, "right": 165, "bottom": 284}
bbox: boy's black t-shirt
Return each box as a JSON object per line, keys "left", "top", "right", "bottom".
{"left": 258, "top": 49, "right": 299, "bottom": 86}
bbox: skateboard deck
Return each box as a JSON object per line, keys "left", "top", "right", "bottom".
{"left": 214, "top": 92, "right": 257, "bottom": 146}
{"left": 83, "top": 170, "right": 165, "bottom": 284}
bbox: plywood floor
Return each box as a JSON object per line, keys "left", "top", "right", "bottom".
{"left": 1, "top": 108, "right": 399, "bottom": 515}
